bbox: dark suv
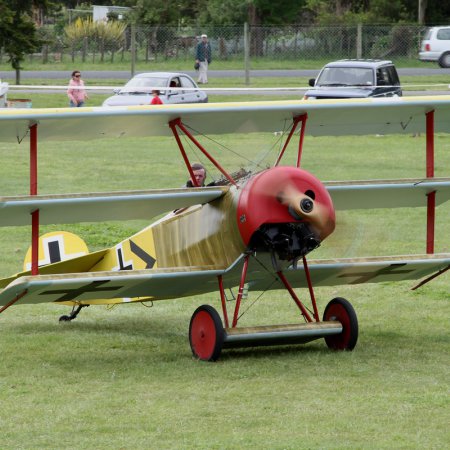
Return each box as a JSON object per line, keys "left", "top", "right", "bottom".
{"left": 304, "top": 59, "right": 402, "bottom": 100}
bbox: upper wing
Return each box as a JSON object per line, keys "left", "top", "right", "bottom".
{"left": 0, "top": 187, "right": 228, "bottom": 226}
{"left": 1, "top": 95, "right": 450, "bottom": 142}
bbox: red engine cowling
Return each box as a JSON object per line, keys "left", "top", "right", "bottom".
{"left": 236, "top": 166, "right": 335, "bottom": 261}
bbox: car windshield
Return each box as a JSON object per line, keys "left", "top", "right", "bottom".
{"left": 121, "top": 77, "right": 168, "bottom": 93}
{"left": 316, "top": 67, "right": 374, "bottom": 87}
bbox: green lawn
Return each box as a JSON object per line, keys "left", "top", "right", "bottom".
{"left": 0, "top": 56, "right": 429, "bottom": 73}
{"left": 0, "top": 101, "right": 449, "bottom": 448}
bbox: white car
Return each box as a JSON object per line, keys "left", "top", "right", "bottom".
{"left": 102, "top": 72, "right": 208, "bottom": 106}
{"left": 419, "top": 26, "right": 450, "bottom": 68}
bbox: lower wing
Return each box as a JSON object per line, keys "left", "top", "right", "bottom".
{"left": 1, "top": 254, "right": 448, "bottom": 308}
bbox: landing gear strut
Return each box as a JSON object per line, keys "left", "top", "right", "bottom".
{"left": 59, "top": 304, "right": 89, "bottom": 322}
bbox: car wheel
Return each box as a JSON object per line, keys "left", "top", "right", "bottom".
{"left": 438, "top": 52, "right": 450, "bottom": 68}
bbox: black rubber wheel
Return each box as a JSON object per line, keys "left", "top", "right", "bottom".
{"left": 189, "top": 305, "right": 224, "bottom": 361}
{"left": 59, "top": 315, "right": 71, "bottom": 322}
{"left": 323, "top": 297, "right": 358, "bottom": 351}
{"left": 438, "top": 52, "right": 450, "bottom": 68}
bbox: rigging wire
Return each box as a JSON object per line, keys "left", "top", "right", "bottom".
{"left": 236, "top": 253, "right": 315, "bottom": 322}
{"left": 182, "top": 122, "right": 292, "bottom": 173}
{"left": 235, "top": 253, "right": 280, "bottom": 321}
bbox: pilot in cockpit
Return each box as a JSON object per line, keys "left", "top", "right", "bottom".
{"left": 186, "top": 163, "right": 206, "bottom": 187}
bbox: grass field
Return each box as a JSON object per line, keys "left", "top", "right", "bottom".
{"left": 0, "top": 98, "right": 449, "bottom": 448}
{"left": 0, "top": 56, "right": 431, "bottom": 73}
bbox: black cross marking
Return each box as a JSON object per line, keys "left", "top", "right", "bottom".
{"left": 338, "top": 263, "right": 414, "bottom": 284}
{"left": 40, "top": 280, "right": 122, "bottom": 302}
{"left": 48, "top": 240, "right": 62, "bottom": 263}
{"left": 129, "top": 240, "right": 156, "bottom": 269}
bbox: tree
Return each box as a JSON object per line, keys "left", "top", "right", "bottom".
{"left": 0, "top": 0, "right": 49, "bottom": 84}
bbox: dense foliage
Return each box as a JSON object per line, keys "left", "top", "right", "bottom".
{"left": 0, "top": 1, "right": 448, "bottom": 82}
{"left": 0, "top": 0, "right": 49, "bottom": 82}
{"left": 47, "top": 0, "right": 449, "bottom": 25}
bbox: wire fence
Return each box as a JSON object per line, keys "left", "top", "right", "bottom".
{"left": 1, "top": 23, "right": 426, "bottom": 66}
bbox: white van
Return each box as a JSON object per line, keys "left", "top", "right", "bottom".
{"left": 419, "top": 26, "right": 450, "bottom": 68}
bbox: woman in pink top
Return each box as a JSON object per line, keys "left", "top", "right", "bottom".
{"left": 67, "top": 70, "right": 88, "bottom": 107}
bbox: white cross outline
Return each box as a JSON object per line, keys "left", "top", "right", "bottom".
{"left": 25, "top": 234, "right": 87, "bottom": 271}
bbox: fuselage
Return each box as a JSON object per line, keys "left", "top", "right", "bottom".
{"left": 89, "top": 166, "right": 336, "bottom": 273}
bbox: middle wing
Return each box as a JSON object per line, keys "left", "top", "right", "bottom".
{"left": 326, "top": 178, "right": 450, "bottom": 209}
{"left": 0, "top": 187, "right": 228, "bottom": 226}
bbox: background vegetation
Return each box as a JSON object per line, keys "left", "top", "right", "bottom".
{"left": 1, "top": 1, "right": 449, "bottom": 83}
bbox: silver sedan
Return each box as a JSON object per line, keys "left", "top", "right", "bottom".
{"left": 102, "top": 72, "right": 208, "bottom": 106}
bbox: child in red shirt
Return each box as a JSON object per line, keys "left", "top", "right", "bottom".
{"left": 150, "top": 90, "right": 163, "bottom": 105}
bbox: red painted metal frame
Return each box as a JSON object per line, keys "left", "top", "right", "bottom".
{"left": 231, "top": 254, "right": 250, "bottom": 327}
{"left": 168, "top": 120, "right": 198, "bottom": 186}
{"left": 302, "top": 256, "right": 320, "bottom": 321}
{"left": 412, "top": 264, "right": 450, "bottom": 290}
{"left": 0, "top": 290, "right": 28, "bottom": 314}
{"left": 29, "top": 124, "right": 39, "bottom": 275}
{"left": 275, "top": 114, "right": 308, "bottom": 168}
{"left": 425, "top": 110, "right": 436, "bottom": 254}
{"left": 169, "top": 118, "right": 237, "bottom": 187}
{"left": 276, "top": 270, "right": 314, "bottom": 323}
{"left": 426, "top": 191, "right": 436, "bottom": 254}
{"left": 218, "top": 275, "right": 230, "bottom": 328}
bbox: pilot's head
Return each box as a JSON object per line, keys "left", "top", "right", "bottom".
{"left": 189, "top": 163, "right": 206, "bottom": 187}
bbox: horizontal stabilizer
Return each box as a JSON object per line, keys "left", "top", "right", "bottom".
{"left": 0, "top": 187, "right": 227, "bottom": 226}
{"left": 0, "top": 249, "right": 109, "bottom": 289}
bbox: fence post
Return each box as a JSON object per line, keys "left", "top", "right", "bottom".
{"left": 131, "top": 23, "right": 136, "bottom": 77}
{"left": 356, "top": 23, "right": 362, "bottom": 58}
{"left": 244, "top": 22, "right": 250, "bottom": 85}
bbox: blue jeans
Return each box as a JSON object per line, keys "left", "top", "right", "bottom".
{"left": 70, "top": 100, "right": 85, "bottom": 107}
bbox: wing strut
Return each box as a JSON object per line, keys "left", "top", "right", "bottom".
{"left": 426, "top": 110, "right": 435, "bottom": 254}
{"left": 30, "top": 123, "right": 39, "bottom": 275}
{"left": 221, "top": 253, "right": 321, "bottom": 329}
{"left": 169, "top": 118, "right": 237, "bottom": 187}
{"left": 274, "top": 114, "right": 307, "bottom": 168}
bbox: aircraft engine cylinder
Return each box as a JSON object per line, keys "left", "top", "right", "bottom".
{"left": 236, "top": 166, "right": 335, "bottom": 260}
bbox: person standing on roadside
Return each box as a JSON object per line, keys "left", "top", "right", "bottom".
{"left": 67, "top": 70, "right": 88, "bottom": 107}
{"left": 195, "top": 34, "right": 211, "bottom": 84}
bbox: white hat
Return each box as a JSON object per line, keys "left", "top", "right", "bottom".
{"left": 201, "top": 34, "right": 207, "bottom": 38}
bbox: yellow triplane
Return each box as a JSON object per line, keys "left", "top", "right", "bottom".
{"left": 0, "top": 98, "right": 449, "bottom": 360}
